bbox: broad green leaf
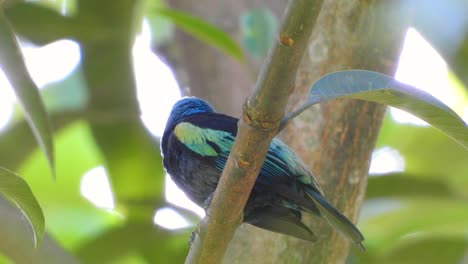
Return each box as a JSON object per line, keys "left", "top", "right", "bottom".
{"left": 240, "top": 8, "right": 277, "bottom": 59}
{"left": 366, "top": 173, "right": 455, "bottom": 199}
{"left": 0, "top": 10, "right": 55, "bottom": 178}
{"left": 0, "top": 167, "right": 45, "bottom": 247}
{"left": 309, "top": 70, "right": 468, "bottom": 149}
{"left": 156, "top": 8, "right": 244, "bottom": 61}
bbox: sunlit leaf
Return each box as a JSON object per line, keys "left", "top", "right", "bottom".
{"left": 0, "top": 252, "right": 13, "bottom": 264}
{"left": 240, "top": 8, "right": 277, "bottom": 59}
{"left": 156, "top": 8, "right": 244, "bottom": 61}
{"left": 0, "top": 167, "right": 44, "bottom": 247}
{"left": 19, "top": 121, "right": 120, "bottom": 249}
{"left": 0, "top": 10, "right": 55, "bottom": 178}
{"left": 308, "top": 70, "right": 468, "bottom": 149}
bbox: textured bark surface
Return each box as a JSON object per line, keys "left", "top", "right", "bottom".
{"left": 159, "top": 0, "right": 410, "bottom": 263}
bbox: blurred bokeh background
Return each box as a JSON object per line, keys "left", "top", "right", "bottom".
{"left": 0, "top": 0, "right": 467, "bottom": 263}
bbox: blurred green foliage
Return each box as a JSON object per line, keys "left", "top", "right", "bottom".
{"left": 0, "top": 0, "right": 467, "bottom": 263}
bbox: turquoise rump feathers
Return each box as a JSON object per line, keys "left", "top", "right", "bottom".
{"left": 161, "top": 97, "right": 365, "bottom": 249}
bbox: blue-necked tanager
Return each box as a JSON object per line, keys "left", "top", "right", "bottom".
{"left": 161, "top": 97, "right": 364, "bottom": 249}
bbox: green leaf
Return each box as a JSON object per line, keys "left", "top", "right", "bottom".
{"left": 350, "top": 235, "right": 468, "bottom": 264}
{"left": 77, "top": 223, "right": 188, "bottom": 264}
{"left": 380, "top": 236, "right": 467, "bottom": 264}
{"left": 308, "top": 70, "right": 468, "bottom": 149}
{"left": 19, "top": 121, "right": 120, "bottom": 249}
{"left": 361, "top": 199, "right": 468, "bottom": 252}
{"left": 376, "top": 115, "right": 468, "bottom": 193}
{"left": 5, "top": 2, "right": 73, "bottom": 45}
{"left": 366, "top": 173, "right": 456, "bottom": 199}
{"left": 155, "top": 8, "right": 244, "bottom": 61}
{"left": 0, "top": 252, "right": 13, "bottom": 264}
{"left": 0, "top": 10, "right": 55, "bottom": 178}
{"left": 0, "top": 167, "right": 45, "bottom": 247}
{"left": 240, "top": 8, "right": 277, "bottom": 59}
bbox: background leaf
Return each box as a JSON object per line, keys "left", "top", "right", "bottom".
{"left": 380, "top": 236, "right": 467, "bottom": 264}
{"left": 366, "top": 173, "right": 456, "bottom": 199}
{"left": 156, "top": 8, "right": 244, "bottom": 61}
{"left": 4, "top": 2, "right": 73, "bottom": 45}
{"left": 361, "top": 199, "right": 468, "bottom": 252}
{"left": 0, "top": 10, "right": 54, "bottom": 178}
{"left": 76, "top": 223, "right": 188, "bottom": 264}
{"left": 309, "top": 70, "right": 468, "bottom": 149}
{"left": 0, "top": 167, "right": 44, "bottom": 247}
{"left": 375, "top": 115, "right": 468, "bottom": 194}
{"left": 240, "top": 8, "right": 277, "bottom": 59}
{"left": 19, "top": 121, "right": 119, "bottom": 249}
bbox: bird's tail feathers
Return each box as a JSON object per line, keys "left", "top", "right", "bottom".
{"left": 246, "top": 207, "right": 317, "bottom": 243}
{"left": 305, "top": 188, "right": 365, "bottom": 251}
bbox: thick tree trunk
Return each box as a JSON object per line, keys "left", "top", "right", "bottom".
{"left": 159, "top": 0, "right": 410, "bottom": 263}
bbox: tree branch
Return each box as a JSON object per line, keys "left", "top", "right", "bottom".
{"left": 223, "top": 1, "right": 411, "bottom": 263}
{"left": 184, "top": 0, "right": 324, "bottom": 263}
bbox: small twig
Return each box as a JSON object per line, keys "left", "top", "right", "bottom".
{"left": 184, "top": 0, "right": 325, "bottom": 263}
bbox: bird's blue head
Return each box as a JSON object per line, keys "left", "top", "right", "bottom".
{"left": 164, "top": 97, "right": 215, "bottom": 132}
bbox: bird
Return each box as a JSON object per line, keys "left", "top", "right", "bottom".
{"left": 161, "top": 97, "right": 364, "bottom": 249}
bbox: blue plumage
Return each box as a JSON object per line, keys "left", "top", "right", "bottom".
{"left": 161, "top": 97, "right": 364, "bottom": 248}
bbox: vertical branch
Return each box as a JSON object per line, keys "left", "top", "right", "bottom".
{"left": 184, "top": 0, "right": 324, "bottom": 263}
